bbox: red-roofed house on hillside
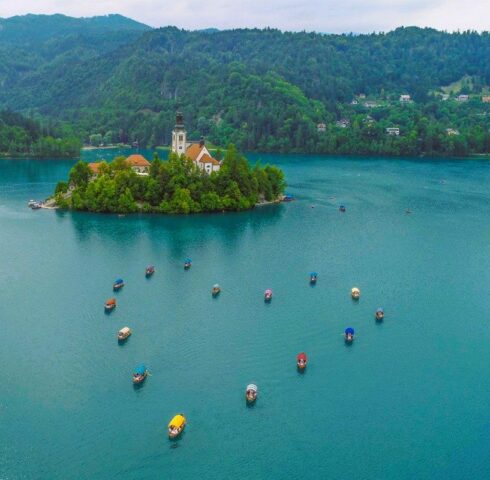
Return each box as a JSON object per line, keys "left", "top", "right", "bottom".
{"left": 126, "top": 154, "right": 150, "bottom": 175}
{"left": 171, "top": 112, "right": 221, "bottom": 174}
{"left": 88, "top": 162, "right": 103, "bottom": 178}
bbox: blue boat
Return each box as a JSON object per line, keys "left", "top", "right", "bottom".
{"left": 339, "top": 205, "right": 346, "bottom": 212}
{"left": 133, "top": 364, "right": 148, "bottom": 384}
{"left": 283, "top": 194, "right": 295, "bottom": 202}
{"left": 310, "top": 272, "right": 318, "bottom": 284}
{"left": 113, "top": 278, "right": 124, "bottom": 291}
{"left": 375, "top": 308, "right": 384, "bottom": 321}
{"left": 344, "top": 327, "right": 355, "bottom": 343}
{"left": 184, "top": 258, "right": 192, "bottom": 270}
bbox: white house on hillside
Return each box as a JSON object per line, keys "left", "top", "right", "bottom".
{"left": 171, "top": 112, "right": 220, "bottom": 174}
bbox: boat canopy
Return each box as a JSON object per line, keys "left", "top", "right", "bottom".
{"left": 297, "top": 352, "right": 307, "bottom": 361}
{"left": 184, "top": 258, "right": 192, "bottom": 263}
{"left": 265, "top": 289, "right": 272, "bottom": 294}
{"left": 213, "top": 284, "right": 220, "bottom": 288}
{"left": 310, "top": 272, "right": 318, "bottom": 277}
{"left": 246, "top": 384, "right": 258, "bottom": 392}
{"left": 168, "top": 414, "right": 185, "bottom": 429}
{"left": 351, "top": 287, "right": 360, "bottom": 293}
{"left": 119, "top": 327, "right": 130, "bottom": 334}
{"left": 106, "top": 298, "right": 116, "bottom": 305}
{"left": 114, "top": 278, "right": 124, "bottom": 284}
{"left": 345, "top": 327, "right": 355, "bottom": 335}
{"left": 147, "top": 265, "right": 154, "bottom": 269}
{"left": 376, "top": 308, "right": 384, "bottom": 313}
{"left": 134, "top": 365, "right": 146, "bottom": 375}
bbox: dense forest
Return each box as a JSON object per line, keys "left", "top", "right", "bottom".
{"left": 0, "top": 110, "right": 81, "bottom": 157}
{"left": 1, "top": 14, "right": 490, "bottom": 156}
{"left": 54, "top": 146, "right": 285, "bottom": 214}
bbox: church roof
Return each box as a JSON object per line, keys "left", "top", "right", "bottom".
{"left": 185, "top": 144, "right": 204, "bottom": 161}
{"left": 126, "top": 154, "right": 150, "bottom": 167}
{"left": 199, "top": 154, "right": 220, "bottom": 166}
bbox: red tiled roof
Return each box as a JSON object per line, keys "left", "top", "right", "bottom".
{"left": 185, "top": 144, "right": 204, "bottom": 161}
{"left": 126, "top": 154, "right": 150, "bottom": 167}
{"left": 88, "top": 162, "right": 103, "bottom": 174}
{"left": 199, "top": 154, "right": 220, "bottom": 166}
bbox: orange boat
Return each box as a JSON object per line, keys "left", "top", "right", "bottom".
{"left": 297, "top": 352, "right": 308, "bottom": 370}
{"left": 105, "top": 298, "right": 116, "bottom": 312}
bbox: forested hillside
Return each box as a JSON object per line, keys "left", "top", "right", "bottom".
{"left": 1, "top": 15, "right": 490, "bottom": 156}
{"left": 0, "top": 110, "right": 81, "bottom": 157}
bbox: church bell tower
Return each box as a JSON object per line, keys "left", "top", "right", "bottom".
{"left": 171, "top": 111, "right": 187, "bottom": 154}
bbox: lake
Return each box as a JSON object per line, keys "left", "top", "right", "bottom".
{"left": 1, "top": 152, "right": 489, "bottom": 480}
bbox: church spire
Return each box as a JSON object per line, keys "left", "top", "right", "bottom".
{"left": 171, "top": 111, "right": 187, "bottom": 154}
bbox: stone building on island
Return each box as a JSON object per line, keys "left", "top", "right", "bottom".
{"left": 171, "top": 112, "right": 221, "bottom": 174}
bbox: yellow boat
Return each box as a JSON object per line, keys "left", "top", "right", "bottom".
{"left": 168, "top": 414, "right": 186, "bottom": 439}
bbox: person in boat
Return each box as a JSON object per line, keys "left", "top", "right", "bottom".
{"left": 375, "top": 308, "right": 384, "bottom": 321}
{"left": 133, "top": 365, "right": 147, "bottom": 383}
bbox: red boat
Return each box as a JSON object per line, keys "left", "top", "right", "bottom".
{"left": 264, "top": 289, "right": 273, "bottom": 302}
{"left": 297, "top": 352, "right": 307, "bottom": 370}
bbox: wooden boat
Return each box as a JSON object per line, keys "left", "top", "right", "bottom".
{"left": 168, "top": 414, "right": 186, "bottom": 439}
{"left": 105, "top": 298, "right": 116, "bottom": 312}
{"left": 297, "top": 352, "right": 308, "bottom": 370}
{"left": 184, "top": 258, "right": 192, "bottom": 270}
{"left": 113, "top": 278, "right": 124, "bottom": 291}
{"left": 118, "top": 327, "right": 131, "bottom": 341}
{"left": 264, "top": 289, "right": 273, "bottom": 302}
{"left": 375, "top": 308, "right": 384, "bottom": 321}
{"left": 211, "top": 284, "right": 221, "bottom": 296}
{"left": 246, "top": 384, "right": 258, "bottom": 404}
{"left": 145, "top": 265, "right": 155, "bottom": 277}
{"left": 344, "top": 327, "right": 355, "bottom": 343}
{"left": 310, "top": 272, "right": 318, "bottom": 284}
{"left": 339, "top": 205, "right": 346, "bottom": 212}
{"left": 132, "top": 365, "right": 148, "bottom": 384}
{"left": 351, "top": 287, "right": 360, "bottom": 299}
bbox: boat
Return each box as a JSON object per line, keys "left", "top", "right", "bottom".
{"left": 133, "top": 365, "right": 148, "bottom": 384}
{"left": 297, "top": 352, "right": 308, "bottom": 370}
{"left": 245, "top": 384, "right": 258, "bottom": 403}
{"left": 310, "top": 272, "right": 318, "bottom": 284}
{"left": 118, "top": 327, "right": 131, "bottom": 341}
{"left": 145, "top": 265, "right": 155, "bottom": 277}
{"left": 211, "top": 284, "right": 221, "bottom": 296}
{"left": 344, "top": 327, "right": 355, "bottom": 343}
{"left": 264, "top": 289, "right": 273, "bottom": 302}
{"left": 351, "top": 287, "right": 360, "bottom": 299}
{"left": 105, "top": 298, "right": 116, "bottom": 312}
{"left": 375, "top": 308, "right": 384, "bottom": 321}
{"left": 339, "top": 205, "right": 346, "bottom": 212}
{"left": 31, "top": 202, "right": 42, "bottom": 210}
{"left": 168, "top": 414, "right": 186, "bottom": 439}
{"left": 27, "top": 200, "right": 36, "bottom": 207}
{"left": 184, "top": 258, "right": 192, "bottom": 270}
{"left": 113, "top": 278, "right": 124, "bottom": 291}
{"left": 282, "top": 194, "right": 295, "bottom": 202}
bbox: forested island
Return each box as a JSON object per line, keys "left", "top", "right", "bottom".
{"left": 1, "top": 14, "right": 490, "bottom": 157}
{"left": 53, "top": 146, "right": 285, "bottom": 214}
{"left": 0, "top": 110, "right": 81, "bottom": 158}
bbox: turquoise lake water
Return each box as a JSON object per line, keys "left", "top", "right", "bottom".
{"left": 1, "top": 152, "right": 489, "bottom": 479}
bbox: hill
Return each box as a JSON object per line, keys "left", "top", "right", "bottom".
{"left": 0, "top": 17, "right": 489, "bottom": 156}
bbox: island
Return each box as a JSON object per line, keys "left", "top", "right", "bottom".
{"left": 52, "top": 145, "right": 285, "bottom": 214}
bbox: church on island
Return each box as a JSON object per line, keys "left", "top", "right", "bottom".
{"left": 171, "top": 112, "right": 221, "bottom": 174}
